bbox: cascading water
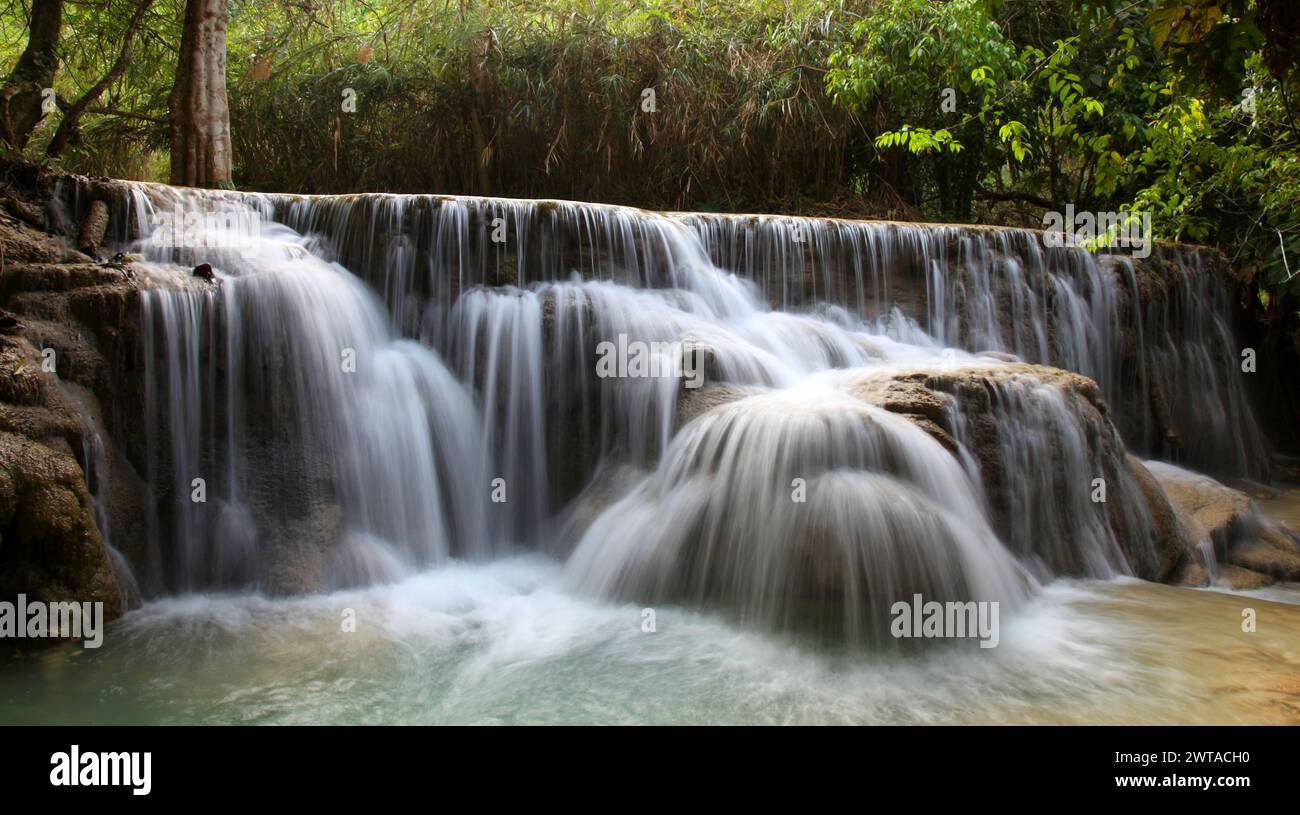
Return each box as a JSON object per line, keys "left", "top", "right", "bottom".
{"left": 447, "top": 287, "right": 549, "bottom": 544}
{"left": 564, "top": 378, "right": 1034, "bottom": 646}
{"left": 67, "top": 179, "right": 1261, "bottom": 647}
{"left": 130, "top": 190, "right": 490, "bottom": 593}
{"left": 79, "top": 429, "right": 141, "bottom": 610}
{"left": 110, "top": 189, "right": 1264, "bottom": 479}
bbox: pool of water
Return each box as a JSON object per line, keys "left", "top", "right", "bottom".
{"left": 3, "top": 556, "right": 1297, "bottom": 725}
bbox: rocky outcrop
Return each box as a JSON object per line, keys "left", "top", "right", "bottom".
{"left": 1143, "top": 461, "right": 1251, "bottom": 549}
{"left": 1123, "top": 454, "right": 1191, "bottom": 583}
{"left": 1226, "top": 539, "right": 1300, "bottom": 582}
{"left": 675, "top": 382, "right": 753, "bottom": 430}
{"left": 1215, "top": 564, "right": 1277, "bottom": 590}
{"left": 855, "top": 364, "right": 1194, "bottom": 581}
{"left": 0, "top": 432, "right": 126, "bottom": 619}
{"left": 848, "top": 374, "right": 959, "bottom": 455}
{"left": 1144, "top": 460, "right": 1300, "bottom": 586}
{"left": 672, "top": 362, "right": 1198, "bottom": 584}
{"left": 1, "top": 176, "right": 147, "bottom": 637}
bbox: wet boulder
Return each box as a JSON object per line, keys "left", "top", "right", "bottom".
{"left": 1143, "top": 461, "right": 1300, "bottom": 582}
{"left": 0, "top": 432, "right": 127, "bottom": 624}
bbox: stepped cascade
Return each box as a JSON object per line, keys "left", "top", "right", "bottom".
{"left": 41, "top": 179, "right": 1270, "bottom": 643}
{"left": 90, "top": 184, "right": 1266, "bottom": 475}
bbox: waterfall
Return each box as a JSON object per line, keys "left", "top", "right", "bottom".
{"left": 131, "top": 192, "right": 490, "bottom": 592}
{"left": 564, "top": 379, "right": 1034, "bottom": 646}
{"left": 65, "top": 179, "right": 1263, "bottom": 645}
{"left": 447, "top": 287, "right": 549, "bottom": 544}
{"left": 79, "top": 430, "right": 141, "bottom": 611}
{"left": 102, "top": 188, "right": 1265, "bottom": 479}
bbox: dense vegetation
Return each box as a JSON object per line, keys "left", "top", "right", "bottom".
{"left": 1, "top": 0, "right": 1298, "bottom": 298}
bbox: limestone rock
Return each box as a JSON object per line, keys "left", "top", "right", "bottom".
{"left": 1125, "top": 455, "right": 1191, "bottom": 582}
{"left": 0, "top": 432, "right": 125, "bottom": 621}
{"left": 2, "top": 196, "right": 46, "bottom": 230}
{"left": 853, "top": 364, "right": 1190, "bottom": 581}
{"left": 1143, "top": 459, "right": 1300, "bottom": 582}
{"left": 1171, "top": 559, "right": 1210, "bottom": 587}
{"left": 1215, "top": 564, "right": 1275, "bottom": 590}
{"left": 1, "top": 180, "right": 148, "bottom": 622}
{"left": 77, "top": 200, "right": 109, "bottom": 257}
{"left": 0, "top": 342, "right": 44, "bottom": 405}
{"left": 1143, "top": 460, "right": 1251, "bottom": 548}
{"left": 1225, "top": 538, "right": 1300, "bottom": 581}
{"left": 675, "top": 382, "right": 751, "bottom": 429}
{"left": 0, "top": 216, "right": 73, "bottom": 264}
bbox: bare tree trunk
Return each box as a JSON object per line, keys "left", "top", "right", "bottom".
{"left": 168, "top": 0, "right": 231, "bottom": 187}
{"left": 0, "top": 0, "right": 64, "bottom": 149}
{"left": 47, "top": 0, "right": 155, "bottom": 159}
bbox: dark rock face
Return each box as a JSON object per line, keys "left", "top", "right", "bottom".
{"left": 0, "top": 432, "right": 127, "bottom": 620}
{"left": 0, "top": 259, "right": 151, "bottom": 550}
{"left": 0, "top": 178, "right": 148, "bottom": 639}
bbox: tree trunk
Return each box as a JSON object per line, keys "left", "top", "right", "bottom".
{"left": 168, "top": 0, "right": 231, "bottom": 187}
{"left": 0, "top": 0, "right": 64, "bottom": 149}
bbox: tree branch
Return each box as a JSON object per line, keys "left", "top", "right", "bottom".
{"left": 46, "top": 0, "right": 155, "bottom": 158}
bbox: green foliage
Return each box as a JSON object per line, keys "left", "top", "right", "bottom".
{"left": 1147, "top": 0, "right": 1263, "bottom": 97}
{"left": 221, "top": 0, "right": 868, "bottom": 210}
{"left": 825, "top": 0, "right": 1300, "bottom": 295}
{"left": 1125, "top": 53, "right": 1300, "bottom": 290}
{"left": 0, "top": 1, "right": 867, "bottom": 211}
{"left": 825, "top": 0, "right": 1014, "bottom": 217}
{"left": 0, "top": 0, "right": 182, "bottom": 175}
{"left": 1, "top": 0, "right": 1298, "bottom": 294}
{"left": 826, "top": 0, "right": 1132, "bottom": 216}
